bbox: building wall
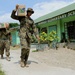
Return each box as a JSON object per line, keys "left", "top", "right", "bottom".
{"left": 11, "top": 31, "right": 20, "bottom": 46}
{"left": 38, "top": 14, "right": 75, "bottom": 42}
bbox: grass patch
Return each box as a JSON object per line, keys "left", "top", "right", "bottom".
{"left": 0, "top": 66, "right": 5, "bottom": 75}
{"left": 32, "top": 50, "right": 38, "bottom": 52}
{"left": 0, "top": 70, "right": 5, "bottom": 75}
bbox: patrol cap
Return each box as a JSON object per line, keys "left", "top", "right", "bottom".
{"left": 27, "top": 8, "right": 34, "bottom": 14}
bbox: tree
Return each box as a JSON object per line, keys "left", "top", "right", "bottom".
{"left": 9, "top": 23, "right": 19, "bottom": 28}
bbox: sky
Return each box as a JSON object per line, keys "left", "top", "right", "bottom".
{"left": 0, "top": 0, "right": 75, "bottom": 23}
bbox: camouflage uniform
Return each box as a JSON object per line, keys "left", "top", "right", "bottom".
{"left": 11, "top": 8, "right": 38, "bottom": 65}
{"left": 0, "top": 28, "right": 11, "bottom": 59}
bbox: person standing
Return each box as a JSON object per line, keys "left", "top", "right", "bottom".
{"left": 11, "top": 5, "right": 40, "bottom": 67}
{"left": 0, "top": 24, "right": 11, "bottom": 61}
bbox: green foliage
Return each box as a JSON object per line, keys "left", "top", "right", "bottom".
{"left": 0, "top": 66, "right": 5, "bottom": 75}
{"left": 40, "top": 32, "right": 47, "bottom": 43}
{"left": 47, "top": 30, "right": 58, "bottom": 42}
{"left": 9, "top": 23, "right": 19, "bottom": 28}
{"left": 32, "top": 50, "right": 38, "bottom": 52}
{"left": 0, "top": 70, "right": 5, "bottom": 75}
{"left": 40, "top": 30, "right": 59, "bottom": 43}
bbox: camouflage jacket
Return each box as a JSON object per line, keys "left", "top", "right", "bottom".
{"left": 11, "top": 10, "right": 38, "bottom": 39}
{"left": 0, "top": 28, "right": 11, "bottom": 40}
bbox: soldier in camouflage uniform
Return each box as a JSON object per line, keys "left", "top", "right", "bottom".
{"left": 11, "top": 5, "right": 40, "bottom": 67}
{"left": 0, "top": 26, "right": 11, "bottom": 61}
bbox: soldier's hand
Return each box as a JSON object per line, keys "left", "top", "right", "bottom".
{"left": 36, "top": 35, "right": 40, "bottom": 44}
{"left": 5, "top": 23, "right": 9, "bottom": 29}
{"left": 16, "top": 4, "right": 19, "bottom": 11}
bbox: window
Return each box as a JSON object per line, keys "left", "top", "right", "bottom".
{"left": 41, "top": 27, "right": 47, "bottom": 33}
{"left": 49, "top": 25, "right": 57, "bottom": 33}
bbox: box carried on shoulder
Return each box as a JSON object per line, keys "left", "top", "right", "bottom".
{"left": 0, "top": 23, "right": 5, "bottom": 29}
{"left": 0, "top": 23, "right": 9, "bottom": 29}
{"left": 17, "top": 5, "right": 26, "bottom": 16}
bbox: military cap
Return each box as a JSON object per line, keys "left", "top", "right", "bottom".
{"left": 27, "top": 8, "right": 34, "bottom": 14}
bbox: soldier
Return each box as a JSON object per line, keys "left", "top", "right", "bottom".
{"left": 0, "top": 25, "right": 11, "bottom": 61}
{"left": 0, "top": 28, "right": 3, "bottom": 58}
{"left": 11, "top": 5, "right": 40, "bottom": 67}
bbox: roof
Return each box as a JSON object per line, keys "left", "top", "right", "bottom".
{"left": 34, "top": 3, "right": 75, "bottom": 23}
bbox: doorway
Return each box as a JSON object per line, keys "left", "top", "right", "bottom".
{"left": 65, "top": 21, "right": 75, "bottom": 42}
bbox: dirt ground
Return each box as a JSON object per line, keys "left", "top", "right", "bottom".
{"left": 0, "top": 47, "right": 75, "bottom": 75}
{"left": 31, "top": 47, "right": 75, "bottom": 70}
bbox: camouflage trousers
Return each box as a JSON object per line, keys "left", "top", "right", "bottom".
{"left": 0, "top": 40, "right": 10, "bottom": 56}
{"left": 20, "top": 37, "right": 31, "bottom": 62}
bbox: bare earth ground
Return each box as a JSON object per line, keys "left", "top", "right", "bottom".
{"left": 0, "top": 47, "right": 75, "bottom": 75}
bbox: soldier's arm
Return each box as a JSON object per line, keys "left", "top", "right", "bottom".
{"left": 11, "top": 10, "right": 19, "bottom": 20}
{"left": 9, "top": 33, "right": 12, "bottom": 41}
{"left": 32, "top": 22, "right": 40, "bottom": 41}
{"left": 6, "top": 30, "right": 12, "bottom": 41}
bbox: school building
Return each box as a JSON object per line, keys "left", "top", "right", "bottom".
{"left": 34, "top": 3, "right": 75, "bottom": 42}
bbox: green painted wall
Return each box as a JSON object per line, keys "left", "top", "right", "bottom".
{"left": 16, "top": 31, "right": 20, "bottom": 45}
{"left": 11, "top": 31, "right": 20, "bottom": 46}
{"left": 61, "top": 15, "right": 75, "bottom": 39}
{"left": 38, "top": 15, "right": 75, "bottom": 42}
{"left": 38, "top": 20, "right": 61, "bottom": 42}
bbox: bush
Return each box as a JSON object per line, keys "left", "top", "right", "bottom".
{"left": 40, "top": 32, "right": 47, "bottom": 43}
{"left": 40, "top": 30, "right": 59, "bottom": 46}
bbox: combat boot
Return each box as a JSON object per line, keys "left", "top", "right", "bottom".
{"left": 20, "top": 59, "right": 25, "bottom": 68}
{"left": 24, "top": 61, "right": 29, "bottom": 67}
{"left": 1, "top": 55, "right": 4, "bottom": 59}
{"left": 6, "top": 56, "right": 10, "bottom": 61}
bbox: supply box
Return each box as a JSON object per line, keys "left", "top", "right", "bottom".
{"left": 17, "top": 5, "right": 26, "bottom": 16}
{"left": 0, "top": 23, "right": 5, "bottom": 29}
{"left": 0, "top": 23, "right": 9, "bottom": 29}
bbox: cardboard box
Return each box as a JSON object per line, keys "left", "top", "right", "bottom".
{"left": 0, "top": 23, "right": 9, "bottom": 29}
{"left": 0, "top": 23, "right": 5, "bottom": 29}
{"left": 17, "top": 5, "right": 26, "bottom": 16}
